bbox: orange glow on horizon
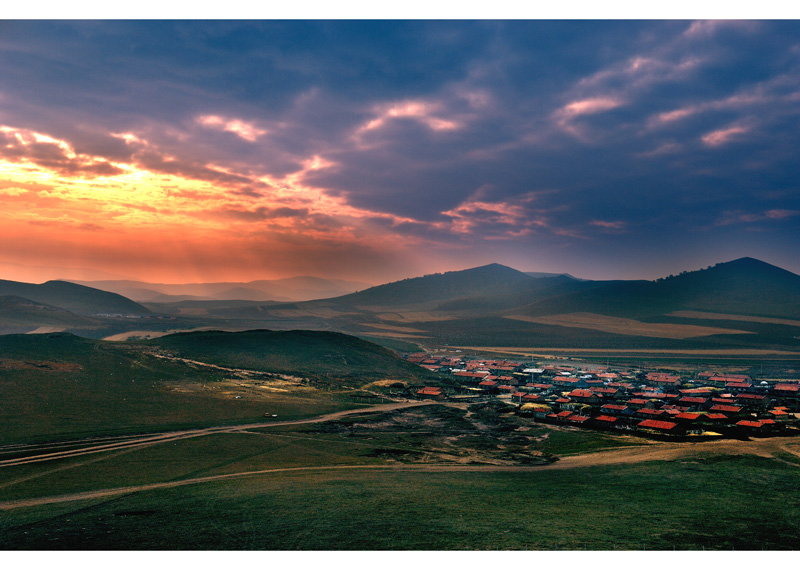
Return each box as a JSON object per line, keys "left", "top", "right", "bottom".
{"left": 0, "top": 124, "right": 440, "bottom": 283}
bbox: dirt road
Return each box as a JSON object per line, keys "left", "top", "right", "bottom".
{"left": 0, "top": 401, "right": 427, "bottom": 468}
{"left": 2, "top": 431, "right": 799, "bottom": 511}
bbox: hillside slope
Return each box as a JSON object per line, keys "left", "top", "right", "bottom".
{"left": 0, "top": 279, "right": 149, "bottom": 316}
{"left": 303, "top": 263, "right": 541, "bottom": 309}
{"left": 513, "top": 258, "right": 800, "bottom": 319}
{"left": 77, "top": 276, "right": 371, "bottom": 302}
{"left": 0, "top": 296, "right": 101, "bottom": 334}
{"left": 147, "top": 329, "right": 434, "bottom": 384}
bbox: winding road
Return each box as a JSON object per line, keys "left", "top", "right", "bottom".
{"left": 2, "top": 401, "right": 799, "bottom": 511}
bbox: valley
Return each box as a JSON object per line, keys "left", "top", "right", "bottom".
{"left": 1, "top": 257, "right": 800, "bottom": 550}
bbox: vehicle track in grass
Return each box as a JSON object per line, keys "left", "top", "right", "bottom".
{"left": 2, "top": 434, "right": 799, "bottom": 510}
{"left": 0, "top": 401, "right": 428, "bottom": 468}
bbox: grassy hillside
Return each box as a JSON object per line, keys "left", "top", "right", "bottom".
{"left": 2, "top": 440, "right": 798, "bottom": 549}
{"left": 0, "top": 332, "right": 369, "bottom": 445}
{"left": 146, "top": 329, "right": 436, "bottom": 384}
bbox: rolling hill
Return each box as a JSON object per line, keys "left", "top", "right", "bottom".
{"left": 0, "top": 296, "right": 101, "bottom": 335}
{"left": 0, "top": 279, "right": 149, "bottom": 316}
{"left": 301, "top": 263, "right": 545, "bottom": 309}
{"left": 0, "top": 329, "right": 437, "bottom": 444}
{"left": 147, "top": 329, "right": 435, "bottom": 383}
{"left": 513, "top": 258, "right": 800, "bottom": 320}
{"left": 76, "top": 276, "right": 372, "bottom": 303}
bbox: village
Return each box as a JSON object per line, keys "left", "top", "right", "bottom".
{"left": 404, "top": 351, "right": 800, "bottom": 440}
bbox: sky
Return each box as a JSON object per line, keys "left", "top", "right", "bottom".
{"left": 1, "top": 18, "right": 799, "bottom": 284}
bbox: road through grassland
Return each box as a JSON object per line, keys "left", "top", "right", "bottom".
{"left": 2, "top": 428, "right": 799, "bottom": 510}
{"left": 0, "top": 401, "right": 427, "bottom": 468}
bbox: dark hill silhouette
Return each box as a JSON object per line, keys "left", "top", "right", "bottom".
{"left": 306, "top": 263, "right": 541, "bottom": 309}
{"left": 0, "top": 296, "right": 101, "bottom": 334}
{"left": 77, "top": 276, "right": 371, "bottom": 302}
{"left": 0, "top": 279, "right": 149, "bottom": 316}
{"left": 512, "top": 257, "right": 800, "bottom": 319}
{"left": 434, "top": 274, "right": 596, "bottom": 313}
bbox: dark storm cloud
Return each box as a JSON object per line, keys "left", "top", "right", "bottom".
{"left": 1, "top": 20, "right": 799, "bottom": 277}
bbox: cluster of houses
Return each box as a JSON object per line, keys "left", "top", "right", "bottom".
{"left": 405, "top": 352, "right": 800, "bottom": 439}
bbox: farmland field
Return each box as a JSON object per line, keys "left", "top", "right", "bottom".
{"left": 506, "top": 312, "right": 754, "bottom": 339}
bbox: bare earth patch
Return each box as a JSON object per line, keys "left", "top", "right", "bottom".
{"left": 359, "top": 323, "right": 426, "bottom": 333}
{"left": 25, "top": 326, "right": 66, "bottom": 334}
{"left": 374, "top": 311, "right": 454, "bottom": 323}
{"left": 506, "top": 312, "right": 754, "bottom": 339}
{"left": 448, "top": 346, "right": 800, "bottom": 357}
{"left": 668, "top": 310, "right": 800, "bottom": 327}
{"left": 0, "top": 359, "right": 82, "bottom": 372}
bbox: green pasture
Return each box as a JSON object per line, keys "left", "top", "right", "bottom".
{"left": 1, "top": 453, "right": 798, "bottom": 550}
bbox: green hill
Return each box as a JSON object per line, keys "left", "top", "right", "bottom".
{"left": 0, "top": 329, "right": 430, "bottom": 445}
{"left": 147, "top": 329, "right": 435, "bottom": 383}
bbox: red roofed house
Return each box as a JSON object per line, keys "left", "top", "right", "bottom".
{"left": 416, "top": 387, "right": 445, "bottom": 400}
{"left": 680, "top": 388, "right": 714, "bottom": 396}
{"left": 646, "top": 372, "right": 681, "bottom": 385}
{"left": 736, "top": 419, "right": 769, "bottom": 434}
{"left": 773, "top": 383, "right": 800, "bottom": 397}
{"left": 735, "top": 393, "right": 770, "bottom": 409}
{"left": 637, "top": 419, "right": 680, "bottom": 434}
{"left": 710, "top": 404, "right": 742, "bottom": 414}
{"left": 554, "top": 410, "right": 575, "bottom": 421}
{"left": 767, "top": 409, "right": 791, "bottom": 421}
{"left": 726, "top": 381, "right": 753, "bottom": 391}
{"left": 568, "top": 389, "right": 601, "bottom": 405}
{"left": 635, "top": 408, "right": 666, "bottom": 419}
{"left": 678, "top": 396, "right": 709, "bottom": 409}
{"left": 479, "top": 380, "right": 499, "bottom": 394}
{"left": 593, "top": 415, "right": 620, "bottom": 429}
{"left": 601, "top": 403, "right": 632, "bottom": 416}
{"left": 594, "top": 387, "right": 622, "bottom": 399}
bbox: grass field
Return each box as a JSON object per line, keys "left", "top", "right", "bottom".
{"left": 3, "top": 327, "right": 800, "bottom": 551}
{"left": 668, "top": 311, "right": 800, "bottom": 327}
{"left": 0, "top": 333, "right": 376, "bottom": 446}
{"left": 506, "top": 312, "right": 754, "bottom": 339}
{"left": 2, "top": 394, "right": 799, "bottom": 550}
{"left": 2, "top": 452, "right": 798, "bottom": 550}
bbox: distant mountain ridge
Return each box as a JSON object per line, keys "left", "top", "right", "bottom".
{"left": 0, "top": 295, "right": 101, "bottom": 334}
{"left": 318, "top": 263, "right": 542, "bottom": 308}
{"left": 76, "top": 276, "right": 373, "bottom": 303}
{"left": 0, "top": 279, "right": 149, "bottom": 317}
{"left": 514, "top": 257, "right": 800, "bottom": 319}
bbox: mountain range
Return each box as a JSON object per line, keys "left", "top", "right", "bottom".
{"left": 1, "top": 257, "right": 800, "bottom": 352}
{"left": 74, "top": 276, "right": 373, "bottom": 303}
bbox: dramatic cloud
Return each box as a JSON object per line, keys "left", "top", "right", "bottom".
{"left": 0, "top": 20, "right": 798, "bottom": 282}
